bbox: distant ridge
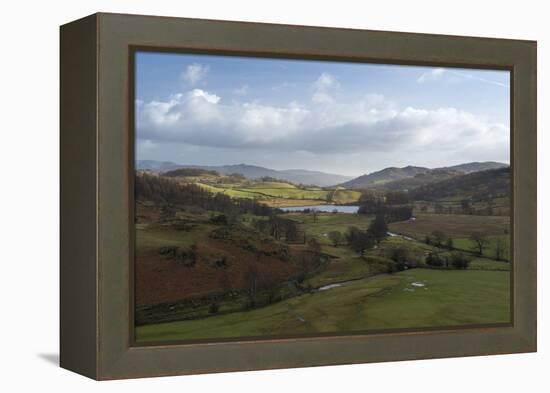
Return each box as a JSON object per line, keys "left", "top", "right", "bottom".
{"left": 136, "top": 161, "right": 353, "bottom": 187}
{"left": 137, "top": 160, "right": 508, "bottom": 189}
{"left": 338, "top": 166, "right": 429, "bottom": 189}
{"left": 339, "top": 161, "right": 508, "bottom": 190}
{"left": 410, "top": 167, "right": 510, "bottom": 201}
{"left": 441, "top": 161, "right": 508, "bottom": 174}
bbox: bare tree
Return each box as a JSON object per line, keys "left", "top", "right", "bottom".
{"left": 469, "top": 232, "right": 489, "bottom": 255}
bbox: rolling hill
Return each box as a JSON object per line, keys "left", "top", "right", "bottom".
{"left": 442, "top": 161, "right": 508, "bottom": 174}
{"left": 340, "top": 162, "right": 508, "bottom": 190}
{"left": 410, "top": 167, "right": 510, "bottom": 201}
{"left": 136, "top": 161, "right": 353, "bottom": 187}
{"left": 339, "top": 166, "right": 429, "bottom": 189}
{"left": 373, "top": 169, "right": 463, "bottom": 191}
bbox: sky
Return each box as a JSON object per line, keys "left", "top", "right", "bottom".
{"left": 135, "top": 51, "right": 510, "bottom": 177}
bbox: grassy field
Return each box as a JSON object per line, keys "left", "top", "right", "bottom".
{"left": 136, "top": 268, "right": 511, "bottom": 342}
{"left": 388, "top": 213, "right": 509, "bottom": 239}
{"left": 452, "top": 236, "right": 510, "bottom": 260}
{"left": 194, "top": 181, "right": 361, "bottom": 207}
{"left": 469, "top": 257, "right": 510, "bottom": 271}
{"left": 285, "top": 212, "right": 373, "bottom": 245}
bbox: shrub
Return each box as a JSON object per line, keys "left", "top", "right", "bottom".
{"left": 208, "top": 303, "right": 220, "bottom": 314}
{"left": 450, "top": 252, "right": 471, "bottom": 269}
{"left": 386, "top": 246, "right": 410, "bottom": 271}
{"left": 425, "top": 251, "right": 444, "bottom": 267}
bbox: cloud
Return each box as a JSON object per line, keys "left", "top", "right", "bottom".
{"left": 181, "top": 63, "right": 209, "bottom": 85}
{"left": 136, "top": 85, "right": 509, "bottom": 160}
{"left": 312, "top": 72, "right": 340, "bottom": 104}
{"left": 418, "top": 67, "right": 509, "bottom": 88}
{"left": 417, "top": 68, "right": 445, "bottom": 84}
{"left": 189, "top": 89, "right": 220, "bottom": 104}
{"left": 313, "top": 72, "right": 340, "bottom": 90}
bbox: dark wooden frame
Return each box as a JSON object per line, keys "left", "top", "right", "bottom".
{"left": 60, "top": 12, "right": 537, "bottom": 380}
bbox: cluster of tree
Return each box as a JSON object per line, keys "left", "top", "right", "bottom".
{"left": 346, "top": 226, "right": 375, "bottom": 255}
{"left": 385, "top": 190, "right": 410, "bottom": 205}
{"left": 135, "top": 173, "right": 276, "bottom": 217}
{"left": 158, "top": 243, "right": 198, "bottom": 267}
{"left": 384, "top": 206, "right": 413, "bottom": 223}
{"left": 254, "top": 216, "right": 301, "bottom": 242}
{"left": 357, "top": 193, "right": 385, "bottom": 214}
{"left": 425, "top": 251, "right": 470, "bottom": 269}
{"left": 385, "top": 245, "right": 414, "bottom": 271}
{"left": 425, "top": 230, "right": 454, "bottom": 249}
{"left": 345, "top": 214, "right": 388, "bottom": 255}
{"left": 358, "top": 192, "right": 413, "bottom": 223}
{"left": 449, "top": 252, "right": 471, "bottom": 269}
{"left": 425, "top": 229, "right": 508, "bottom": 261}
{"left": 216, "top": 173, "right": 247, "bottom": 184}
{"left": 358, "top": 202, "right": 412, "bottom": 223}
{"left": 469, "top": 232, "right": 508, "bottom": 261}
{"left": 258, "top": 176, "right": 294, "bottom": 185}
{"left": 163, "top": 168, "right": 220, "bottom": 177}
{"left": 419, "top": 200, "right": 506, "bottom": 216}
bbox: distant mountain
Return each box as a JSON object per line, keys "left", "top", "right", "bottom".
{"left": 374, "top": 169, "right": 464, "bottom": 191}
{"left": 440, "top": 161, "right": 508, "bottom": 174}
{"left": 340, "top": 162, "right": 509, "bottom": 190}
{"left": 136, "top": 160, "right": 182, "bottom": 172}
{"left": 136, "top": 161, "right": 352, "bottom": 187}
{"left": 410, "top": 167, "right": 510, "bottom": 201}
{"left": 277, "top": 169, "right": 352, "bottom": 187}
{"left": 339, "top": 166, "right": 429, "bottom": 189}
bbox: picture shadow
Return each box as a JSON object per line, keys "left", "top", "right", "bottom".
{"left": 38, "top": 353, "right": 59, "bottom": 366}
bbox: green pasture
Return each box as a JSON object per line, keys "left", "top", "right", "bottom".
{"left": 136, "top": 268, "right": 510, "bottom": 342}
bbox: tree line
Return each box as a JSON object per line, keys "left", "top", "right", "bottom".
{"left": 357, "top": 192, "right": 413, "bottom": 223}
{"left": 135, "top": 172, "right": 275, "bottom": 217}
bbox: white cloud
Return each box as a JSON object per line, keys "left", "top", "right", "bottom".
{"left": 417, "top": 68, "right": 445, "bottom": 84}
{"left": 181, "top": 63, "right": 209, "bottom": 85}
{"left": 313, "top": 72, "right": 340, "bottom": 91}
{"left": 189, "top": 89, "right": 220, "bottom": 104}
{"left": 311, "top": 72, "right": 340, "bottom": 105}
{"left": 136, "top": 87, "right": 509, "bottom": 161}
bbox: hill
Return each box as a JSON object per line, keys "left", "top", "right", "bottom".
{"left": 136, "top": 160, "right": 182, "bottom": 172}
{"left": 339, "top": 166, "right": 429, "bottom": 189}
{"left": 340, "top": 162, "right": 508, "bottom": 190}
{"left": 410, "top": 167, "right": 510, "bottom": 201}
{"left": 374, "top": 169, "right": 463, "bottom": 191}
{"left": 442, "top": 161, "right": 508, "bottom": 174}
{"left": 136, "top": 161, "right": 352, "bottom": 187}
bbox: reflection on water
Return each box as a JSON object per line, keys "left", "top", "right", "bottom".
{"left": 280, "top": 204, "right": 359, "bottom": 213}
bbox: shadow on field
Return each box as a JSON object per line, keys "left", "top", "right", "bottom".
{"left": 38, "top": 353, "right": 59, "bottom": 366}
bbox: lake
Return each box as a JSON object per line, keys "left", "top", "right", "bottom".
{"left": 280, "top": 204, "right": 359, "bottom": 213}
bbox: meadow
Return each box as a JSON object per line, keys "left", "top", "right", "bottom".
{"left": 194, "top": 180, "right": 361, "bottom": 206}
{"left": 136, "top": 268, "right": 510, "bottom": 342}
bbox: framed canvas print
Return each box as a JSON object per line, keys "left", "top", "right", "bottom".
{"left": 60, "top": 13, "right": 537, "bottom": 380}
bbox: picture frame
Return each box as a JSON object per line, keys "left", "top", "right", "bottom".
{"left": 60, "top": 12, "right": 537, "bottom": 380}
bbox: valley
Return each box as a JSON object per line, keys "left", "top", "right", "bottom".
{"left": 134, "top": 161, "right": 511, "bottom": 343}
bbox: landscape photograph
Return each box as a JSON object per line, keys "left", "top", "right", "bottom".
{"left": 133, "top": 51, "right": 511, "bottom": 343}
